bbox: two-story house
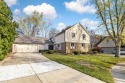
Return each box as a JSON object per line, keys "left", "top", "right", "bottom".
{"left": 54, "top": 23, "right": 90, "bottom": 54}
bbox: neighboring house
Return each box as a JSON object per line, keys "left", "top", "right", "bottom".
{"left": 12, "top": 36, "right": 53, "bottom": 52}
{"left": 95, "top": 37, "right": 115, "bottom": 53}
{"left": 54, "top": 23, "right": 90, "bottom": 54}
{"left": 90, "top": 35, "right": 105, "bottom": 47}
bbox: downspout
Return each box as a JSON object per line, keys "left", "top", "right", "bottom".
{"left": 64, "top": 31, "right": 66, "bottom": 53}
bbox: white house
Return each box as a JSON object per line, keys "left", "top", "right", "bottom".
{"left": 54, "top": 23, "right": 90, "bottom": 53}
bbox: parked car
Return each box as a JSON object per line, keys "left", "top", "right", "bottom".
{"left": 112, "top": 48, "right": 125, "bottom": 54}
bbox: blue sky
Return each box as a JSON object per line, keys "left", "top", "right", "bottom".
{"left": 4, "top": 0, "right": 99, "bottom": 31}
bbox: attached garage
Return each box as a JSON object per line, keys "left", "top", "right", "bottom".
{"left": 101, "top": 47, "right": 115, "bottom": 53}
{"left": 13, "top": 44, "right": 44, "bottom": 52}
{"left": 12, "top": 36, "right": 48, "bottom": 53}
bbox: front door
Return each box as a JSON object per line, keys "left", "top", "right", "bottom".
{"left": 49, "top": 45, "right": 53, "bottom": 50}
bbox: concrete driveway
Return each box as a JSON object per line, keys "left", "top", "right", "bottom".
{"left": 0, "top": 53, "right": 105, "bottom": 83}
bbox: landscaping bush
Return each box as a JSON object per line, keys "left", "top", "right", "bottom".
{"left": 40, "top": 50, "right": 58, "bottom": 54}
{"left": 0, "top": 0, "right": 18, "bottom": 60}
{"left": 0, "top": 54, "right": 4, "bottom": 61}
{"left": 47, "top": 50, "right": 56, "bottom": 54}
{"left": 87, "top": 50, "right": 98, "bottom": 55}
{"left": 92, "top": 46, "right": 102, "bottom": 53}
{"left": 81, "top": 52, "right": 88, "bottom": 55}
{"left": 92, "top": 51, "right": 98, "bottom": 55}
{"left": 39, "top": 50, "right": 49, "bottom": 54}
{"left": 73, "top": 51, "right": 80, "bottom": 55}
{"left": 39, "top": 50, "right": 42, "bottom": 53}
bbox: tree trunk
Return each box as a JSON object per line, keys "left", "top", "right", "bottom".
{"left": 31, "top": 25, "right": 37, "bottom": 37}
{"left": 90, "top": 42, "right": 93, "bottom": 51}
{"left": 31, "top": 31, "right": 35, "bottom": 37}
{"left": 115, "top": 43, "right": 121, "bottom": 57}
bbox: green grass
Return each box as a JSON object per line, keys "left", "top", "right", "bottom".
{"left": 43, "top": 53, "right": 125, "bottom": 83}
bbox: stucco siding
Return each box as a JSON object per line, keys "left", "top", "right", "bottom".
{"left": 65, "top": 24, "right": 90, "bottom": 43}
{"left": 55, "top": 33, "right": 65, "bottom": 44}
{"left": 12, "top": 44, "right": 44, "bottom": 52}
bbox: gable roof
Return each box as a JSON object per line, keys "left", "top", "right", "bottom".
{"left": 95, "top": 36, "right": 116, "bottom": 48}
{"left": 14, "top": 36, "right": 48, "bottom": 44}
{"left": 94, "top": 37, "right": 107, "bottom": 46}
{"left": 55, "top": 23, "right": 89, "bottom": 36}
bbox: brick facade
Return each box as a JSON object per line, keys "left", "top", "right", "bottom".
{"left": 65, "top": 43, "right": 89, "bottom": 53}
{"left": 55, "top": 42, "right": 89, "bottom": 54}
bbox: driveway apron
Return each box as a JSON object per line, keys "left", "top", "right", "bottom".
{"left": 0, "top": 53, "right": 105, "bottom": 83}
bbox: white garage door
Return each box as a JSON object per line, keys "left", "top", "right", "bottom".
{"left": 12, "top": 44, "right": 43, "bottom": 52}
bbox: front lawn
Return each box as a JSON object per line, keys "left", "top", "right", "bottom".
{"left": 43, "top": 53, "right": 125, "bottom": 83}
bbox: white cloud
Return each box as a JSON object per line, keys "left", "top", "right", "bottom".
{"left": 14, "top": 9, "right": 20, "bottom": 15}
{"left": 64, "top": 0, "right": 96, "bottom": 14}
{"left": 4, "top": 0, "right": 17, "bottom": 7}
{"left": 81, "top": 18, "right": 99, "bottom": 30}
{"left": 57, "top": 23, "right": 66, "bottom": 31}
{"left": 23, "top": 3, "right": 57, "bottom": 19}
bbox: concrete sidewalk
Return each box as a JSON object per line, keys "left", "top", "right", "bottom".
{"left": 0, "top": 53, "right": 105, "bottom": 83}
{"left": 112, "top": 63, "right": 125, "bottom": 83}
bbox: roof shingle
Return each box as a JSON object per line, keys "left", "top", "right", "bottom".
{"left": 14, "top": 36, "right": 48, "bottom": 44}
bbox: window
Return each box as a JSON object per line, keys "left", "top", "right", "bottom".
{"left": 72, "top": 33, "right": 75, "bottom": 38}
{"left": 57, "top": 44, "right": 61, "bottom": 50}
{"left": 57, "top": 44, "right": 60, "bottom": 48}
{"left": 121, "top": 48, "right": 125, "bottom": 51}
{"left": 70, "top": 43, "right": 75, "bottom": 49}
{"left": 82, "top": 43, "right": 85, "bottom": 48}
{"left": 82, "top": 34, "right": 86, "bottom": 40}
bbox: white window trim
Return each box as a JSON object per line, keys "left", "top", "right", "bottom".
{"left": 82, "top": 43, "right": 85, "bottom": 48}
{"left": 82, "top": 34, "right": 86, "bottom": 40}
{"left": 57, "top": 44, "right": 61, "bottom": 50}
{"left": 70, "top": 43, "right": 75, "bottom": 49}
{"left": 72, "top": 32, "right": 75, "bottom": 38}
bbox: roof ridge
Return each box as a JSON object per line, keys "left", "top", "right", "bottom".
{"left": 95, "top": 37, "right": 107, "bottom": 46}
{"left": 55, "top": 23, "right": 84, "bottom": 36}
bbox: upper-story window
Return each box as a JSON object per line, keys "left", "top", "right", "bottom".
{"left": 82, "top": 34, "right": 86, "bottom": 40}
{"left": 72, "top": 33, "right": 75, "bottom": 38}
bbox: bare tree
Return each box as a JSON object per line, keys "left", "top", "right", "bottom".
{"left": 92, "top": 0, "right": 125, "bottom": 57}
{"left": 41, "top": 19, "right": 52, "bottom": 38}
{"left": 89, "top": 30, "right": 96, "bottom": 49}
{"left": 49, "top": 28, "right": 59, "bottom": 38}
{"left": 18, "top": 11, "right": 43, "bottom": 37}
